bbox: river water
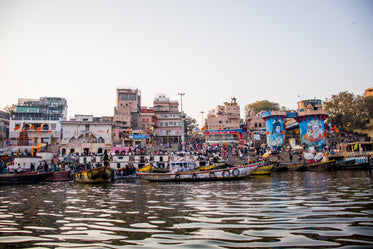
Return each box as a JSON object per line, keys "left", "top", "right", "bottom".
{"left": 0, "top": 170, "right": 373, "bottom": 249}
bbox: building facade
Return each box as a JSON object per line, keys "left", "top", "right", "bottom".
{"left": 0, "top": 111, "right": 10, "bottom": 147}
{"left": 8, "top": 97, "right": 67, "bottom": 148}
{"left": 60, "top": 115, "right": 114, "bottom": 155}
{"left": 205, "top": 98, "right": 242, "bottom": 144}
{"left": 113, "top": 88, "right": 141, "bottom": 144}
{"left": 153, "top": 94, "right": 182, "bottom": 143}
{"left": 364, "top": 87, "right": 373, "bottom": 97}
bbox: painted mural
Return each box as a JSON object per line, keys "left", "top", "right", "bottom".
{"left": 299, "top": 116, "right": 326, "bottom": 148}
{"left": 265, "top": 116, "right": 284, "bottom": 148}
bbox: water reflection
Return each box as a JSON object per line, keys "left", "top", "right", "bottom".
{"left": 0, "top": 170, "right": 372, "bottom": 248}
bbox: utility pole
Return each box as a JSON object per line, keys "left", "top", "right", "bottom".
{"left": 178, "top": 93, "right": 185, "bottom": 151}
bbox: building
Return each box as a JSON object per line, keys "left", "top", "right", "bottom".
{"left": 153, "top": 94, "right": 182, "bottom": 144}
{"left": 245, "top": 110, "right": 266, "bottom": 134}
{"left": 364, "top": 87, "right": 373, "bottom": 97}
{"left": 60, "top": 115, "right": 114, "bottom": 155}
{"left": 0, "top": 111, "right": 10, "bottom": 147}
{"left": 8, "top": 97, "right": 67, "bottom": 149}
{"left": 140, "top": 107, "right": 155, "bottom": 131}
{"left": 113, "top": 88, "right": 141, "bottom": 144}
{"left": 205, "top": 98, "right": 242, "bottom": 144}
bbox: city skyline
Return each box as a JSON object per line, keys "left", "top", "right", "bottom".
{"left": 1, "top": 0, "right": 372, "bottom": 127}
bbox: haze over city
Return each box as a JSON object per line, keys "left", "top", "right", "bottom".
{"left": 1, "top": 0, "right": 372, "bottom": 127}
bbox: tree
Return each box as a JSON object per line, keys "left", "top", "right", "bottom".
{"left": 3, "top": 104, "right": 16, "bottom": 114}
{"left": 244, "top": 100, "right": 280, "bottom": 117}
{"left": 324, "top": 91, "right": 368, "bottom": 131}
{"left": 184, "top": 114, "right": 198, "bottom": 133}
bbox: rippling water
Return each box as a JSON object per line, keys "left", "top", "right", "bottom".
{"left": 1, "top": 170, "right": 373, "bottom": 248}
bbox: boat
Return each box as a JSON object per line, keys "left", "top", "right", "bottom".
{"left": 251, "top": 163, "right": 274, "bottom": 175}
{"left": 73, "top": 166, "right": 113, "bottom": 183}
{"left": 0, "top": 171, "right": 54, "bottom": 185}
{"left": 288, "top": 163, "right": 307, "bottom": 171}
{"left": 334, "top": 157, "right": 369, "bottom": 170}
{"left": 137, "top": 163, "right": 259, "bottom": 182}
{"left": 44, "top": 170, "right": 72, "bottom": 182}
{"left": 307, "top": 159, "right": 336, "bottom": 171}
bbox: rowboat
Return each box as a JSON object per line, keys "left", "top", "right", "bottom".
{"left": 251, "top": 163, "right": 274, "bottom": 175}
{"left": 288, "top": 163, "right": 307, "bottom": 171}
{"left": 44, "top": 170, "right": 72, "bottom": 182}
{"left": 307, "top": 159, "right": 336, "bottom": 171}
{"left": 73, "top": 166, "right": 113, "bottom": 183}
{"left": 0, "top": 172, "right": 53, "bottom": 185}
{"left": 137, "top": 163, "right": 259, "bottom": 182}
{"left": 334, "top": 157, "right": 369, "bottom": 170}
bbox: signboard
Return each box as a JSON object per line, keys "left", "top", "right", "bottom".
{"left": 129, "top": 135, "right": 148, "bottom": 139}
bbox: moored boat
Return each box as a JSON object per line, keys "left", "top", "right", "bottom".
{"left": 334, "top": 157, "right": 369, "bottom": 170}
{"left": 307, "top": 159, "right": 336, "bottom": 171}
{"left": 73, "top": 166, "right": 113, "bottom": 183}
{"left": 0, "top": 172, "right": 53, "bottom": 185}
{"left": 251, "top": 163, "right": 274, "bottom": 175}
{"left": 288, "top": 163, "right": 307, "bottom": 171}
{"left": 44, "top": 170, "right": 72, "bottom": 182}
{"left": 137, "top": 163, "right": 259, "bottom": 182}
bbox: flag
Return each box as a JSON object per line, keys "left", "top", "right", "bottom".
{"left": 266, "top": 131, "right": 270, "bottom": 135}
{"left": 236, "top": 132, "right": 239, "bottom": 135}
{"left": 201, "top": 126, "right": 206, "bottom": 132}
{"left": 296, "top": 130, "right": 299, "bottom": 134}
{"left": 311, "top": 130, "right": 314, "bottom": 133}
{"left": 281, "top": 130, "right": 285, "bottom": 135}
{"left": 126, "top": 128, "right": 130, "bottom": 132}
{"left": 219, "top": 126, "right": 222, "bottom": 130}
{"left": 322, "top": 131, "right": 327, "bottom": 138}
{"left": 21, "top": 127, "right": 25, "bottom": 132}
{"left": 106, "top": 129, "right": 110, "bottom": 133}
{"left": 251, "top": 132, "right": 255, "bottom": 136}
{"left": 48, "top": 130, "right": 52, "bottom": 133}
{"left": 353, "top": 143, "right": 359, "bottom": 151}
{"left": 36, "top": 127, "right": 42, "bottom": 133}
{"left": 30, "top": 124, "right": 34, "bottom": 130}
{"left": 14, "top": 125, "right": 21, "bottom": 131}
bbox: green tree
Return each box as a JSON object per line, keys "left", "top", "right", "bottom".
{"left": 324, "top": 91, "right": 368, "bottom": 131}
{"left": 244, "top": 100, "right": 280, "bottom": 117}
{"left": 184, "top": 114, "right": 198, "bottom": 133}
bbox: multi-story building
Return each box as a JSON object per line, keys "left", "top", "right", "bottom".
{"left": 9, "top": 97, "right": 67, "bottom": 148}
{"left": 0, "top": 111, "right": 10, "bottom": 147}
{"left": 60, "top": 115, "right": 114, "bottom": 155}
{"left": 140, "top": 107, "right": 155, "bottom": 131}
{"left": 364, "top": 87, "right": 373, "bottom": 97}
{"left": 113, "top": 88, "right": 141, "bottom": 144}
{"left": 205, "top": 98, "right": 242, "bottom": 144}
{"left": 153, "top": 94, "right": 182, "bottom": 144}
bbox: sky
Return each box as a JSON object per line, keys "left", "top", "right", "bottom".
{"left": 1, "top": 0, "right": 372, "bottom": 127}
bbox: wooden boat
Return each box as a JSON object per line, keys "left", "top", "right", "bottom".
{"left": 73, "top": 166, "right": 113, "bottom": 183}
{"left": 44, "top": 170, "right": 72, "bottom": 182}
{"left": 0, "top": 172, "right": 53, "bottom": 185}
{"left": 307, "top": 159, "right": 336, "bottom": 171}
{"left": 288, "top": 163, "right": 307, "bottom": 171}
{"left": 251, "top": 163, "right": 274, "bottom": 175}
{"left": 137, "top": 163, "right": 259, "bottom": 182}
{"left": 334, "top": 157, "right": 369, "bottom": 170}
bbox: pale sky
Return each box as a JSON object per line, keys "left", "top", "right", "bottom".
{"left": 1, "top": 0, "right": 372, "bottom": 127}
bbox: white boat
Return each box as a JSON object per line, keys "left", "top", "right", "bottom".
{"left": 137, "top": 162, "right": 259, "bottom": 182}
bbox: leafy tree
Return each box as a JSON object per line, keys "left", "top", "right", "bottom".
{"left": 244, "top": 100, "right": 280, "bottom": 117}
{"left": 184, "top": 114, "right": 198, "bottom": 133}
{"left": 324, "top": 91, "right": 368, "bottom": 131}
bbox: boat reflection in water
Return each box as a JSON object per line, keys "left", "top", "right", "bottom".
{"left": 0, "top": 170, "right": 372, "bottom": 248}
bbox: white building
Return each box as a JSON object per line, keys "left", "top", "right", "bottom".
{"left": 60, "top": 115, "right": 114, "bottom": 155}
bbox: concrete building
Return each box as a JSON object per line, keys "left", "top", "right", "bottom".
{"left": 205, "top": 98, "right": 242, "bottom": 144}
{"left": 153, "top": 94, "right": 182, "bottom": 144}
{"left": 113, "top": 88, "right": 141, "bottom": 144}
{"left": 60, "top": 115, "right": 114, "bottom": 155}
{"left": 8, "top": 97, "right": 67, "bottom": 149}
{"left": 364, "top": 87, "right": 373, "bottom": 97}
{"left": 0, "top": 111, "right": 10, "bottom": 147}
{"left": 140, "top": 107, "right": 156, "bottom": 131}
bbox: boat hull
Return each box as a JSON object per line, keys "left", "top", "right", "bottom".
{"left": 0, "top": 172, "right": 53, "bottom": 185}
{"left": 44, "top": 171, "right": 72, "bottom": 182}
{"left": 307, "top": 160, "right": 336, "bottom": 171}
{"left": 251, "top": 164, "right": 274, "bottom": 175}
{"left": 73, "top": 166, "right": 113, "bottom": 183}
{"left": 137, "top": 163, "right": 259, "bottom": 182}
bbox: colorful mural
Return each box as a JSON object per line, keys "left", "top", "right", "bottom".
{"left": 265, "top": 116, "right": 284, "bottom": 148}
{"left": 299, "top": 116, "right": 326, "bottom": 148}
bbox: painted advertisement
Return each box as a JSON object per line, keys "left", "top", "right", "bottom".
{"left": 265, "top": 117, "right": 284, "bottom": 148}
{"left": 299, "top": 116, "right": 326, "bottom": 148}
